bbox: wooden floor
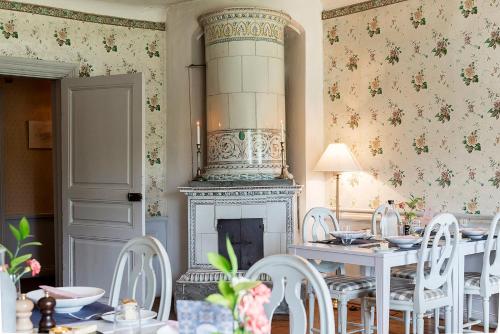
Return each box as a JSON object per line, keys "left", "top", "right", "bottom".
{"left": 270, "top": 303, "right": 487, "bottom": 334}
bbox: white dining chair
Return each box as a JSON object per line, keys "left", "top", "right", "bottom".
{"left": 302, "top": 207, "right": 375, "bottom": 334}
{"left": 364, "top": 213, "right": 459, "bottom": 334}
{"left": 463, "top": 213, "right": 500, "bottom": 332}
{"left": 246, "top": 254, "right": 335, "bottom": 334}
{"left": 109, "top": 236, "right": 172, "bottom": 321}
{"left": 371, "top": 203, "right": 401, "bottom": 238}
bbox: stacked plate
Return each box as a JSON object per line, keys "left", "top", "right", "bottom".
{"left": 461, "top": 228, "right": 488, "bottom": 240}
{"left": 330, "top": 230, "right": 367, "bottom": 245}
{"left": 385, "top": 235, "right": 422, "bottom": 249}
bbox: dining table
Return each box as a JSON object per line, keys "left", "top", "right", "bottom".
{"left": 289, "top": 237, "right": 491, "bottom": 334}
{"left": 29, "top": 301, "right": 170, "bottom": 334}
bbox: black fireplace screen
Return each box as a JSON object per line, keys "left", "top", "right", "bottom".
{"left": 217, "top": 218, "right": 264, "bottom": 270}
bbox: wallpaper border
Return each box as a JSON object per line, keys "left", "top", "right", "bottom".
{"left": 322, "top": 0, "right": 409, "bottom": 20}
{"left": 0, "top": 0, "right": 166, "bottom": 31}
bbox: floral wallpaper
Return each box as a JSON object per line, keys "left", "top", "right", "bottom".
{"left": 323, "top": 0, "right": 500, "bottom": 216}
{"left": 0, "top": 8, "right": 167, "bottom": 217}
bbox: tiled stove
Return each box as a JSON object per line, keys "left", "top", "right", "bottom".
{"left": 175, "top": 7, "right": 301, "bottom": 303}
{"left": 175, "top": 180, "right": 301, "bottom": 301}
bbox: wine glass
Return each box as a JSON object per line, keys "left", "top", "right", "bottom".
{"left": 113, "top": 301, "right": 142, "bottom": 334}
{"left": 340, "top": 225, "right": 353, "bottom": 245}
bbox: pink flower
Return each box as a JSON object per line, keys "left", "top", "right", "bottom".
{"left": 250, "top": 283, "right": 271, "bottom": 304}
{"left": 245, "top": 312, "right": 271, "bottom": 334}
{"left": 27, "top": 259, "right": 41, "bottom": 276}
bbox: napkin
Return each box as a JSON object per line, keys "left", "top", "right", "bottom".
{"left": 39, "top": 286, "right": 84, "bottom": 299}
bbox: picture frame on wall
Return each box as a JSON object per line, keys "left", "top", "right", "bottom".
{"left": 28, "top": 121, "right": 52, "bottom": 149}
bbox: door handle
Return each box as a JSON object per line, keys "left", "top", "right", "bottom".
{"left": 127, "top": 193, "right": 143, "bottom": 202}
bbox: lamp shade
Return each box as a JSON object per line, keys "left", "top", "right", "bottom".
{"left": 314, "top": 143, "right": 363, "bottom": 173}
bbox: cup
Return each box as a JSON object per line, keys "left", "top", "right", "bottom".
{"left": 113, "top": 301, "right": 142, "bottom": 334}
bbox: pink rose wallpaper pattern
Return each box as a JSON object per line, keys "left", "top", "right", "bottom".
{"left": 323, "top": 0, "right": 500, "bottom": 215}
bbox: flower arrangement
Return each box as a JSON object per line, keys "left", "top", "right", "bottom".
{"left": 206, "top": 237, "right": 271, "bottom": 334}
{"left": 0, "top": 217, "right": 42, "bottom": 284}
{"left": 398, "top": 195, "right": 423, "bottom": 223}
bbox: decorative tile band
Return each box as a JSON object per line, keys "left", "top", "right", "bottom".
{"left": 199, "top": 7, "right": 290, "bottom": 46}
{"left": 322, "top": 0, "right": 409, "bottom": 20}
{"left": 207, "top": 129, "right": 282, "bottom": 166}
{"left": 0, "top": 0, "right": 166, "bottom": 31}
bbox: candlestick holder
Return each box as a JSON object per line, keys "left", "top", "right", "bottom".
{"left": 193, "top": 143, "right": 204, "bottom": 181}
{"left": 277, "top": 141, "right": 292, "bottom": 180}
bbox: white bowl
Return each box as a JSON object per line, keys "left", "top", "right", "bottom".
{"left": 27, "top": 287, "right": 105, "bottom": 313}
{"left": 461, "top": 228, "right": 487, "bottom": 240}
{"left": 330, "top": 231, "right": 367, "bottom": 240}
{"left": 385, "top": 236, "right": 422, "bottom": 249}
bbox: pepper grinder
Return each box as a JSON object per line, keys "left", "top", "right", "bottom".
{"left": 37, "top": 291, "right": 56, "bottom": 333}
{"left": 16, "top": 294, "right": 34, "bottom": 334}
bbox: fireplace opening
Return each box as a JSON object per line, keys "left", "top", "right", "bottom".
{"left": 217, "top": 219, "right": 264, "bottom": 270}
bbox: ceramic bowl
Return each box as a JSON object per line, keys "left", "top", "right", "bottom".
{"left": 461, "top": 228, "right": 488, "bottom": 240}
{"left": 27, "top": 287, "right": 105, "bottom": 313}
{"left": 385, "top": 235, "right": 422, "bottom": 249}
{"left": 330, "top": 231, "right": 367, "bottom": 240}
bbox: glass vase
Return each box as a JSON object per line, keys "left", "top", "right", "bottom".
{"left": 9, "top": 274, "right": 22, "bottom": 297}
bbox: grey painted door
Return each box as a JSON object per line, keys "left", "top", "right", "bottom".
{"left": 61, "top": 73, "right": 145, "bottom": 298}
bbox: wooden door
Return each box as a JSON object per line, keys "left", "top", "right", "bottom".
{"left": 61, "top": 73, "right": 144, "bottom": 298}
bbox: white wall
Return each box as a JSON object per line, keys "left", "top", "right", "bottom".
{"left": 166, "top": 0, "right": 327, "bottom": 278}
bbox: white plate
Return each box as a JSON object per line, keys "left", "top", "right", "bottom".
{"left": 330, "top": 231, "right": 367, "bottom": 240}
{"left": 385, "top": 236, "right": 422, "bottom": 249}
{"left": 27, "top": 287, "right": 105, "bottom": 313}
{"left": 461, "top": 228, "right": 487, "bottom": 239}
{"left": 102, "top": 309, "right": 157, "bottom": 325}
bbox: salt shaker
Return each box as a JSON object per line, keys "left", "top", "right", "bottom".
{"left": 38, "top": 291, "right": 56, "bottom": 333}
{"left": 16, "top": 293, "right": 34, "bottom": 333}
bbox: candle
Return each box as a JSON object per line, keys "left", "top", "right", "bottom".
{"left": 196, "top": 121, "right": 200, "bottom": 145}
{"left": 280, "top": 120, "right": 284, "bottom": 142}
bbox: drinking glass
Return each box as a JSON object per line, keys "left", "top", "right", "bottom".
{"left": 113, "top": 302, "right": 142, "bottom": 334}
{"left": 340, "top": 225, "right": 353, "bottom": 245}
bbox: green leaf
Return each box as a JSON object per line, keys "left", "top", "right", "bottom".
{"left": 0, "top": 243, "right": 13, "bottom": 259}
{"left": 8, "top": 224, "right": 21, "bottom": 242}
{"left": 19, "top": 217, "right": 30, "bottom": 240}
{"left": 207, "top": 253, "right": 231, "bottom": 275}
{"left": 233, "top": 281, "right": 261, "bottom": 294}
{"left": 226, "top": 237, "right": 238, "bottom": 275}
{"left": 10, "top": 254, "right": 31, "bottom": 271}
{"left": 205, "top": 293, "right": 230, "bottom": 308}
{"left": 19, "top": 242, "right": 42, "bottom": 249}
{"left": 218, "top": 280, "right": 234, "bottom": 297}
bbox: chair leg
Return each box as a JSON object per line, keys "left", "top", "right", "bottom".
{"left": 483, "top": 297, "right": 490, "bottom": 333}
{"left": 404, "top": 311, "right": 411, "bottom": 334}
{"left": 308, "top": 290, "right": 315, "bottom": 334}
{"left": 417, "top": 313, "right": 424, "bottom": 334}
{"left": 444, "top": 305, "right": 451, "bottom": 334}
{"left": 340, "top": 299, "right": 348, "bottom": 334}
{"left": 412, "top": 312, "right": 417, "bottom": 334}
{"left": 361, "top": 299, "right": 371, "bottom": 334}
{"left": 434, "top": 308, "right": 440, "bottom": 334}
{"left": 467, "top": 294, "right": 473, "bottom": 330}
{"left": 370, "top": 306, "right": 375, "bottom": 329}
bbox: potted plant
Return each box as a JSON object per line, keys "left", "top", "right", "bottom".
{"left": 0, "top": 217, "right": 42, "bottom": 293}
{"left": 206, "top": 237, "right": 271, "bottom": 334}
{"left": 398, "top": 195, "right": 423, "bottom": 235}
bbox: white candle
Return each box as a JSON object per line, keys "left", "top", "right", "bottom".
{"left": 196, "top": 121, "right": 200, "bottom": 145}
{"left": 280, "top": 120, "right": 284, "bottom": 142}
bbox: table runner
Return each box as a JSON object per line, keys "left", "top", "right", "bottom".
{"left": 30, "top": 302, "right": 114, "bottom": 326}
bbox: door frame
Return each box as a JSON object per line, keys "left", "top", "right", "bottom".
{"left": 0, "top": 56, "right": 78, "bottom": 285}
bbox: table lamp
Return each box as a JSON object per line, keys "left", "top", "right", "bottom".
{"left": 314, "top": 143, "right": 363, "bottom": 221}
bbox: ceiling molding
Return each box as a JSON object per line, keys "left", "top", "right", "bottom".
{"left": 322, "top": 0, "right": 408, "bottom": 20}
{"left": 0, "top": 0, "right": 166, "bottom": 31}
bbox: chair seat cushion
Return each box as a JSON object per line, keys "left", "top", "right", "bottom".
{"left": 324, "top": 275, "right": 376, "bottom": 292}
{"left": 390, "top": 285, "right": 445, "bottom": 302}
{"left": 391, "top": 264, "right": 432, "bottom": 282}
{"left": 464, "top": 272, "right": 500, "bottom": 289}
